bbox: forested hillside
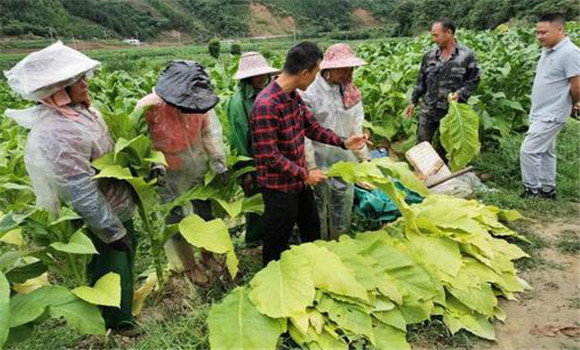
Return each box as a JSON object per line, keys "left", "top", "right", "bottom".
{"left": 0, "top": 0, "right": 576, "bottom": 41}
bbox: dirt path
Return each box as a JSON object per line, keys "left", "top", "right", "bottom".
{"left": 477, "top": 218, "right": 580, "bottom": 350}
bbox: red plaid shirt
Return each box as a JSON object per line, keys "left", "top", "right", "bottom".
{"left": 251, "top": 80, "right": 344, "bottom": 192}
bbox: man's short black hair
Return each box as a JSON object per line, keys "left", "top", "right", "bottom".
{"left": 435, "top": 17, "right": 456, "bottom": 34}
{"left": 283, "top": 41, "right": 323, "bottom": 75}
{"left": 538, "top": 12, "right": 566, "bottom": 25}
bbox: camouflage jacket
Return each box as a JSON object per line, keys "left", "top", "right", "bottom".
{"left": 411, "top": 43, "right": 481, "bottom": 116}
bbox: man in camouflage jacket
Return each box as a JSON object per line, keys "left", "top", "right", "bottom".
{"left": 405, "top": 18, "right": 481, "bottom": 160}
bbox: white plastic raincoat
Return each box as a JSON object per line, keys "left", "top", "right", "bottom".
{"left": 302, "top": 74, "right": 370, "bottom": 240}
{"left": 136, "top": 93, "right": 227, "bottom": 202}
{"left": 6, "top": 105, "right": 133, "bottom": 243}
{"left": 4, "top": 42, "right": 132, "bottom": 244}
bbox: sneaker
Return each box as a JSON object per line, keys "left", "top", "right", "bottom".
{"left": 540, "top": 188, "right": 557, "bottom": 200}
{"left": 520, "top": 187, "right": 540, "bottom": 199}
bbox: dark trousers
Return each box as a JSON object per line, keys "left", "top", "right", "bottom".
{"left": 243, "top": 173, "right": 264, "bottom": 247}
{"left": 261, "top": 187, "right": 321, "bottom": 266}
{"left": 88, "top": 220, "right": 136, "bottom": 329}
{"left": 417, "top": 108, "right": 448, "bottom": 162}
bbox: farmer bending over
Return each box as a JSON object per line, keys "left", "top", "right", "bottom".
{"left": 136, "top": 61, "right": 228, "bottom": 286}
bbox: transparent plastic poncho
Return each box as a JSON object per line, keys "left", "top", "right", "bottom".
{"left": 6, "top": 105, "right": 134, "bottom": 243}
{"left": 302, "top": 74, "right": 370, "bottom": 239}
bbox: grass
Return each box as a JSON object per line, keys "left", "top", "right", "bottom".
{"left": 474, "top": 119, "right": 580, "bottom": 219}
{"left": 501, "top": 220, "right": 569, "bottom": 271}
{"left": 407, "top": 319, "right": 480, "bottom": 349}
{"left": 567, "top": 298, "right": 580, "bottom": 309}
{"left": 556, "top": 230, "right": 580, "bottom": 254}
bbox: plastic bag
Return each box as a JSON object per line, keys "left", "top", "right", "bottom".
{"left": 4, "top": 41, "right": 99, "bottom": 101}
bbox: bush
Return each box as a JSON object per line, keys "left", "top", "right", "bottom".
{"left": 261, "top": 48, "right": 275, "bottom": 60}
{"left": 208, "top": 38, "right": 221, "bottom": 59}
{"left": 230, "top": 42, "right": 241, "bottom": 55}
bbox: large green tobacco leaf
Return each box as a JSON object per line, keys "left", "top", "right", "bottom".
{"left": 9, "top": 286, "right": 74, "bottom": 328}
{"left": 179, "top": 215, "right": 234, "bottom": 254}
{"left": 327, "top": 160, "right": 415, "bottom": 218}
{"left": 179, "top": 214, "right": 238, "bottom": 278}
{"left": 215, "top": 198, "right": 243, "bottom": 218}
{"left": 48, "top": 207, "right": 81, "bottom": 227}
{"left": 93, "top": 165, "right": 134, "bottom": 180}
{"left": 290, "top": 244, "right": 369, "bottom": 302}
{"left": 373, "top": 307, "right": 407, "bottom": 332}
{"left": 443, "top": 296, "right": 496, "bottom": 340}
{"left": 315, "top": 294, "right": 375, "bottom": 344}
{"left": 316, "top": 239, "right": 378, "bottom": 291}
{"left": 241, "top": 194, "right": 265, "bottom": 215}
{"left": 208, "top": 287, "right": 285, "bottom": 350}
{"left": 288, "top": 323, "right": 348, "bottom": 350}
{"left": 5, "top": 261, "right": 47, "bottom": 284}
{"left": 446, "top": 283, "right": 497, "bottom": 317}
{"left": 440, "top": 102, "right": 481, "bottom": 171}
{"left": 50, "top": 230, "right": 98, "bottom": 255}
{"left": 0, "top": 272, "right": 9, "bottom": 348}
{"left": 406, "top": 235, "right": 462, "bottom": 279}
{"left": 372, "top": 158, "right": 430, "bottom": 197}
{"left": 226, "top": 251, "right": 239, "bottom": 279}
{"left": 50, "top": 297, "right": 105, "bottom": 335}
{"left": 249, "top": 250, "right": 315, "bottom": 318}
{"left": 9, "top": 286, "right": 105, "bottom": 335}
{"left": 363, "top": 120, "right": 398, "bottom": 141}
{"left": 114, "top": 135, "right": 150, "bottom": 160}
{"left": 72, "top": 272, "right": 121, "bottom": 307}
{"left": 371, "top": 319, "right": 410, "bottom": 350}
{"left": 327, "top": 161, "right": 383, "bottom": 184}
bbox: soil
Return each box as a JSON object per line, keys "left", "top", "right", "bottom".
{"left": 352, "top": 8, "right": 378, "bottom": 27}
{"left": 476, "top": 218, "right": 580, "bottom": 350}
{"left": 248, "top": 2, "right": 295, "bottom": 37}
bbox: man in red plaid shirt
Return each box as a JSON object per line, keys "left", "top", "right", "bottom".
{"left": 251, "top": 42, "right": 369, "bottom": 265}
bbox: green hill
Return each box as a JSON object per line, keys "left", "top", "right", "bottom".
{"left": 0, "top": 0, "right": 576, "bottom": 42}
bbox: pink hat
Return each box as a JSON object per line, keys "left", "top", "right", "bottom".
{"left": 320, "top": 43, "right": 366, "bottom": 70}
{"left": 234, "top": 52, "right": 280, "bottom": 80}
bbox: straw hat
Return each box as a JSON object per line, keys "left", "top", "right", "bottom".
{"left": 320, "top": 43, "right": 366, "bottom": 70}
{"left": 234, "top": 52, "right": 280, "bottom": 80}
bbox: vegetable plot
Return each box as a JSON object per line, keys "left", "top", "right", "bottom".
{"left": 208, "top": 160, "right": 529, "bottom": 350}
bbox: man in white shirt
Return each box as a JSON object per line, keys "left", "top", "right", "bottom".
{"left": 520, "top": 12, "right": 580, "bottom": 199}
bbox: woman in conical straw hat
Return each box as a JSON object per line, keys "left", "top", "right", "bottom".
{"left": 227, "top": 52, "right": 280, "bottom": 249}
{"left": 302, "top": 43, "right": 371, "bottom": 241}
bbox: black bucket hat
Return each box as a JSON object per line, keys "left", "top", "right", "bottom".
{"left": 155, "top": 60, "right": 219, "bottom": 113}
